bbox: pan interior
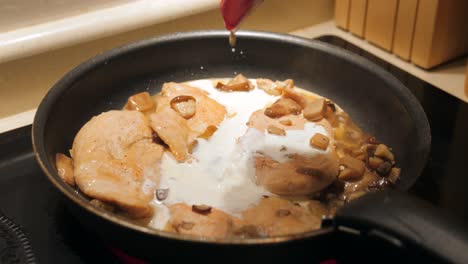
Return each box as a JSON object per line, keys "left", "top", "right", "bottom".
{"left": 33, "top": 31, "right": 430, "bottom": 242}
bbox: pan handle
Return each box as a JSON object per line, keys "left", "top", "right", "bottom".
{"left": 334, "top": 189, "right": 468, "bottom": 263}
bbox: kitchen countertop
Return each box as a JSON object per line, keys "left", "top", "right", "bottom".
{"left": 0, "top": 0, "right": 218, "bottom": 63}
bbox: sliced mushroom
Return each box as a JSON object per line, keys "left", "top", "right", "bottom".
{"left": 279, "top": 119, "right": 292, "bottom": 126}
{"left": 388, "top": 167, "right": 401, "bottom": 183}
{"left": 170, "top": 95, "right": 196, "bottom": 119}
{"left": 124, "top": 92, "right": 156, "bottom": 112}
{"left": 368, "top": 156, "right": 384, "bottom": 170}
{"left": 198, "top": 125, "right": 218, "bottom": 140}
{"left": 216, "top": 74, "right": 254, "bottom": 92}
{"left": 374, "top": 144, "right": 394, "bottom": 161}
{"left": 376, "top": 161, "right": 392, "bottom": 176}
{"left": 310, "top": 133, "right": 330, "bottom": 150}
{"left": 303, "top": 99, "right": 326, "bottom": 121}
{"left": 275, "top": 79, "right": 295, "bottom": 90}
{"left": 282, "top": 83, "right": 308, "bottom": 108}
{"left": 267, "top": 125, "right": 286, "bottom": 136}
{"left": 256, "top": 78, "right": 283, "bottom": 96}
{"left": 155, "top": 189, "right": 169, "bottom": 201}
{"left": 338, "top": 156, "right": 365, "bottom": 181}
{"left": 264, "top": 98, "right": 302, "bottom": 118}
{"left": 192, "top": 204, "right": 212, "bottom": 215}
{"left": 323, "top": 104, "right": 338, "bottom": 127}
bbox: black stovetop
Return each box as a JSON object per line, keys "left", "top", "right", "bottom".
{"left": 0, "top": 36, "right": 467, "bottom": 263}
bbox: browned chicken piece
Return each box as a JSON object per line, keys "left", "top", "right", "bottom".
{"left": 255, "top": 152, "right": 340, "bottom": 196}
{"left": 246, "top": 109, "right": 338, "bottom": 196}
{"left": 240, "top": 197, "right": 321, "bottom": 236}
{"left": 151, "top": 108, "right": 193, "bottom": 162}
{"left": 264, "top": 98, "right": 303, "bottom": 118}
{"left": 167, "top": 203, "right": 233, "bottom": 239}
{"left": 72, "top": 110, "right": 164, "bottom": 218}
{"left": 374, "top": 144, "right": 395, "bottom": 161}
{"left": 151, "top": 82, "right": 227, "bottom": 161}
{"left": 55, "top": 153, "right": 75, "bottom": 186}
{"left": 307, "top": 200, "right": 328, "bottom": 219}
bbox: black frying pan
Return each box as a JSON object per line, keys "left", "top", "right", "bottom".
{"left": 32, "top": 31, "right": 467, "bottom": 262}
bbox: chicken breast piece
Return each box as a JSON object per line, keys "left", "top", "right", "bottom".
{"left": 247, "top": 110, "right": 339, "bottom": 196}
{"left": 56, "top": 153, "right": 75, "bottom": 186}
{"left": 240, "top": 197, "right": 321, "bottom": 237}
{"left": 150, "top": 108, "right": 193, "bottom": 162}
{"left": 255, "top": 152, "right": 339, "bottom": 196}
{"left": 167, "top": 203, "right": 232, "bottom": 239}
{"left": 150, "top": 82, "right": 226, "bottom": 161}
{"left": 72, "top": 110, "right": 164, "bottom": 218}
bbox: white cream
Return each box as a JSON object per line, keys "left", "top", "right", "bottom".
{"left": 154, "top": 79, "right": 330, "bottom": 221}
{"left": 241, "top": 122, "right": 329, "bottom": 163}
{"left": 148, "top": 203, "right": 170, "bottom": 230}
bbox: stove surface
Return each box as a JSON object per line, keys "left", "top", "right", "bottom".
{"left": 0, "top": 36, "right": 467, "bottom": 263}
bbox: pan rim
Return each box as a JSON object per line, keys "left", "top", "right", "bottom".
{"left": 32, "top": 30, "right": 431, "bottom": 245}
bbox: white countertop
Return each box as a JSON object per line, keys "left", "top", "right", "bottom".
{"left": 0, "top": 0, "right": 218, "bottom": 63}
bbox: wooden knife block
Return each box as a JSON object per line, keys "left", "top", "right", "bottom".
{"left": 334, "top": 0, "right": 468, "bottom": 69}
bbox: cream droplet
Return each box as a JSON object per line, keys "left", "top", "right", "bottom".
{"left": 229, "top": 31, "right": 237, "bottom": 47}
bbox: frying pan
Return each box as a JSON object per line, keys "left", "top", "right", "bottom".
{"left": 32, "top": 31, "right": 467, "bottom": 262}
